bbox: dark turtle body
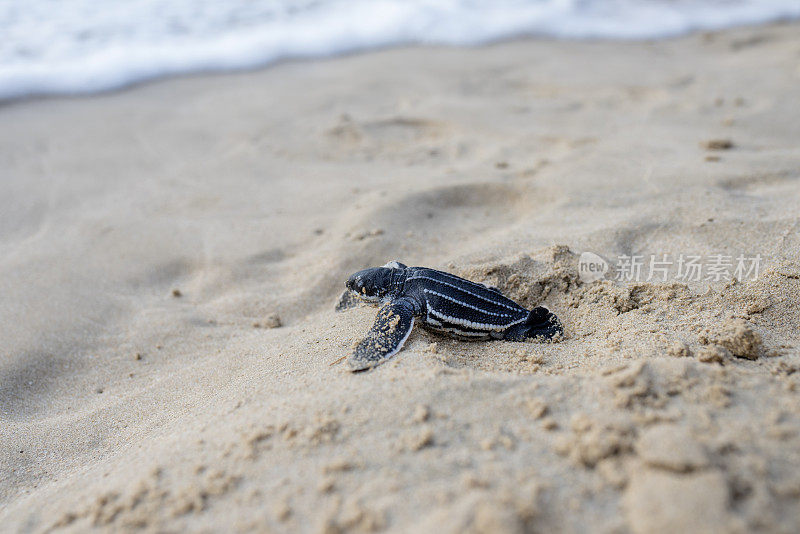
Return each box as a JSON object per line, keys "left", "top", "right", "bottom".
{"left": 340, "top": 261, "right": 562, "bottom": 371}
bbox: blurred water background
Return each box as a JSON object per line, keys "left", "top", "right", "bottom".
{"left": 1, "top": 0, "right": 798, "bottom": 99}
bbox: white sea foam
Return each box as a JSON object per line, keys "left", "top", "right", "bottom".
{"left": 1, "top": 0, "right": 798, "bottom": 100}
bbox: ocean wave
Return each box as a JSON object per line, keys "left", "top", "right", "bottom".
{"left": 1, "top": 0, "right": 798, "bottom": 100}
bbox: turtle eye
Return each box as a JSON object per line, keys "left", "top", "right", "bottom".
{"left": 346, "top": 275, "right": 372, "bottom": 295}
{"left": 361, "top": 281, "right": 377, "bottom": 296}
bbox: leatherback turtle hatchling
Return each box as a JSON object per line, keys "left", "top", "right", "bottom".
{"left": 339, "top": 261, "right": 563, "bottom": 371}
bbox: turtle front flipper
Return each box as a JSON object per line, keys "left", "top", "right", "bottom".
{"left": 348, "top": 299, "right": 416, "bottom": 372}
{"left": 335, "top": 289, "right": 362, "bottom": 312}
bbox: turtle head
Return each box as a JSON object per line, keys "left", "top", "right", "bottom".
{"left": 346, "top": 261, "right": 407, "bottom": 303}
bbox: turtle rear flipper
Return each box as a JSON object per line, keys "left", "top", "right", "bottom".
{"left": 503, "top": 306, "right": 562, "bottom": 342}
{"left": 348, "top": 299, "right": 416, "bottom": 372}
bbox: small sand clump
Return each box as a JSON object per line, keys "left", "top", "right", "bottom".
{"left": 715, "top": 319, "right": 762, "bottom": 360}
{"left": 697, "top": 345, "right": 728, "bottom": 364}
{"left": 701, "top": 138, "right": 734, "bottom": 150}
{"left": 555, "top": 413, "right": 635, "bottom": 467}
{"left": 667, "top": 342, "right": 692, "bottom": 358}
{"left": 411, "top": 404, "right": 431, "bottom": 423}
{"left": 625, "top": 470, "right": 730, "bottom": 534}
{"left": 635, "top": 424, "right": 709, "bottom": 473}
{"left": 254, "top": 313, "right": 282, "bottom": 329}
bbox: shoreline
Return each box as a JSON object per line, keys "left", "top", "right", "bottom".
{"left": 2, "top": 19, "right": 799, "bottom": 106}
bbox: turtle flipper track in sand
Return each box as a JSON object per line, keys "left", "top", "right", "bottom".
{"left": 348, "top": 298, "right": 416, "bottom": 371}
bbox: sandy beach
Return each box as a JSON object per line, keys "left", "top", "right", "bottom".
{"left": 2, "top": 22, "right": 800, "bottom": 532}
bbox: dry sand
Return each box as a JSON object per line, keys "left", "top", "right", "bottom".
{"left": 2, "top": 22, "right": 800, "bottom": 533}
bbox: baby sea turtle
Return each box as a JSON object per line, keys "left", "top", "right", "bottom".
{"left": 339, "top": 261, "right": 563, "bottom": 371}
